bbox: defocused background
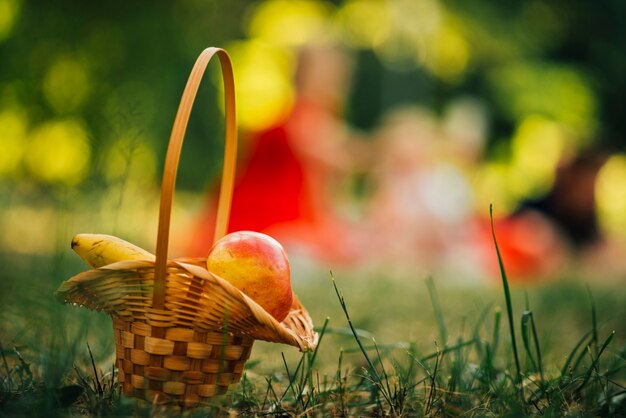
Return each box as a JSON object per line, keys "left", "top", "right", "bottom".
{"left": 1, "top": 0, "right": 626, "bottom": 283}
{"left": 1, "top": 1, "right": 626, "bottom": 400}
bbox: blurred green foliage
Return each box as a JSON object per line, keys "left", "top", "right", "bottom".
{"left": 1, "top": 0, "right": 624, "bottom": 192}
{"left": 2, "top": 0, "right": 626, "bottom": 249}
{"left": 0, "top": 0, "right": 252, "bottom": 190}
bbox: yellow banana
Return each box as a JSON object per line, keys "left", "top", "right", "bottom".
{"left": 71, "top": 233, "right": 155, "bottom": 268}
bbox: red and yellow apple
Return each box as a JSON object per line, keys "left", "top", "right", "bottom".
{"left": 206, "top": 231, "right": 293, "bottom": 322}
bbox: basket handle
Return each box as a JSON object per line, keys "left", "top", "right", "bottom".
{"left": 152, "top": 48, "right": 237, "bottom": 310}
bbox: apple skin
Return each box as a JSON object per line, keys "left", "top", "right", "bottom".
{"left": 206, "top": 231, "right": 293, "bottom": 322}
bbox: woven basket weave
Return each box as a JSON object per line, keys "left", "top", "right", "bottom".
{"left": 56, "top": 48, "right": 317, "bottom": 407}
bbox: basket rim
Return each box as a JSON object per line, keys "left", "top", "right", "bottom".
{"left": 56, "top": 258, "right": 318, "bottom": 352}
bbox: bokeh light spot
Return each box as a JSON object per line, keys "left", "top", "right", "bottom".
{"left": 596, "top": 154, "right": 626, "bottom": 238}
{"left": 224, "top": 40, "right": 295, "bottom": 131}
{"left": 423, "top": 24, "right": 470, "bottom": 81}
{"left": 475, "top": 162, "right": 518, "bottom": 215}
{"left": 0, "top": 0, "right": 21, "bottom": 42}
{"left": 336, "top": 0, "right": 391, "bottom": 49}
{"left": 24, "top": 119, "right": 91, "bottom": 184}
{"left": 0, "top": 108, "right": 27, "bottom": 176}
{"left": 43, "top": 56, "right": 91, "bottom": 113}
{"left": 247, "top": 0, "right": 334, "bottom": 46}
{"left": 101, "top": 134, "right": 157, "bottom": 185}
{"left": 510, "top": 115, "right": 566, "bottom": 198}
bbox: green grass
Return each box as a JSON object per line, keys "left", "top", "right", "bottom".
{"left": 1, "top": 212, "right": 625, "bottom": 416}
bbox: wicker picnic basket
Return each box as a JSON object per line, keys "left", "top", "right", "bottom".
{"left": 55, "top": 47, "right": 318, "bottom": 407}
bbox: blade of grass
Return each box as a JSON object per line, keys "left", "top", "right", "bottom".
{"left": 471, "top": 302, "right": 494, "bottom": 358}
{"left": 334, "top": 350, "right": 348, "bottom": 416}
{"left": 489, "top": 205, "right": 522, "bottom": 387}
{"left": 577, "top": 331, "right": 615, "bottom": 392}
{"left": 306, "top": 317, "right": 328, "bottom": 379}
{"left": 560, "top": 331, "right": 593, "bottom": 377}
{"left": 323, "top": 327, "right": 376, "bottom": 340}
{"left": 425, "top": 345, "right": 442, "bottom": 416}
{"left": 448, "top": 317, "right": 468, "bottom": 394}
{"left": 490, "top": 306, "right": 503, "bottom": 360}
{"left": 570, "top": 348, "right": 592, "bottom": 381}
{"left": 521, "top": 310, "right": 545, "bottom": 387}
{"left": 13, "top": 347, "right": 33, "bottom": 388}
{"left": 331, "top": 274, "right": 397, "bottom": 415}
{"left": 73, "top": 365, "right": 95, "bottom": 396}
{"left": 280, "top": 352, "right": 306, "bottom": 409}
{"left": 331, "top": 274, "right": 380, "bottom": 383}
{"left": 420, "top": 339, "right": 476, "bottom": 362}
{"left": 86, "top": 342, "right": 103, "bottom": 396}
{"left": 586, "top": 285, "right": 601, "bottom": 384}
{"left": 342, "top": 342, "right": 411, "bottom": 354}
{"left": 373, "top": 338, "right": 396, "bottom": 416}
{"left": 281, "top": 351, "right": 303, "bottom": 406}
{"left": 426, "top": 277, "right": 448, "bottom": 347}
{"left": 300, "top": 317, "right": 329, "bottom": 408}
{"left": 604, "top": 364, "right": 626, "bottom": 379}
{"left": 521, "top": 311, "right": 539, "bottom": 373}
{"left": 260, "top": 377, "right": 272, "bottom": 410}
{"left": 264, "top": 376, "right": 282, "bottom": 411}
{"left": 587, "top": 285, "right": 599, "bottom": 357}
{"left": 298, "top": 317, "right": 330, "bottom": 396}
{"left": 335, "top": 349, "right": 344, "bottom": 384}
{"left": 0, "top": 341, "right": 11, "bottom": 385}
{"left": 529, "top": 313, "right": 544, "bottom": 383}
{"left": 109, "top": 362, "right": 116, "bottom": 400}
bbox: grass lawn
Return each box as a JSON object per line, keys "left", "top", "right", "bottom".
{"left": 1, "top": 241, "right": 625, "bottom": 416}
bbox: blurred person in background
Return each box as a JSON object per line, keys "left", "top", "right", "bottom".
{"left": 436, "top": 98, "right": 492, "bottom": 282}
{"left": 486, "top": 148, "right": 609, "bottom": 282}
{"left": 519, "top": 150, "right": 607, "bottom": 248}
{"left": 363, "top": 102, "right": 487, "bottom": 280}
{"left": 364, "top": 107, "right": 443, "bottom": 271}
{"left": 188, "top": 43, "right": 368, "bottom": 265}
